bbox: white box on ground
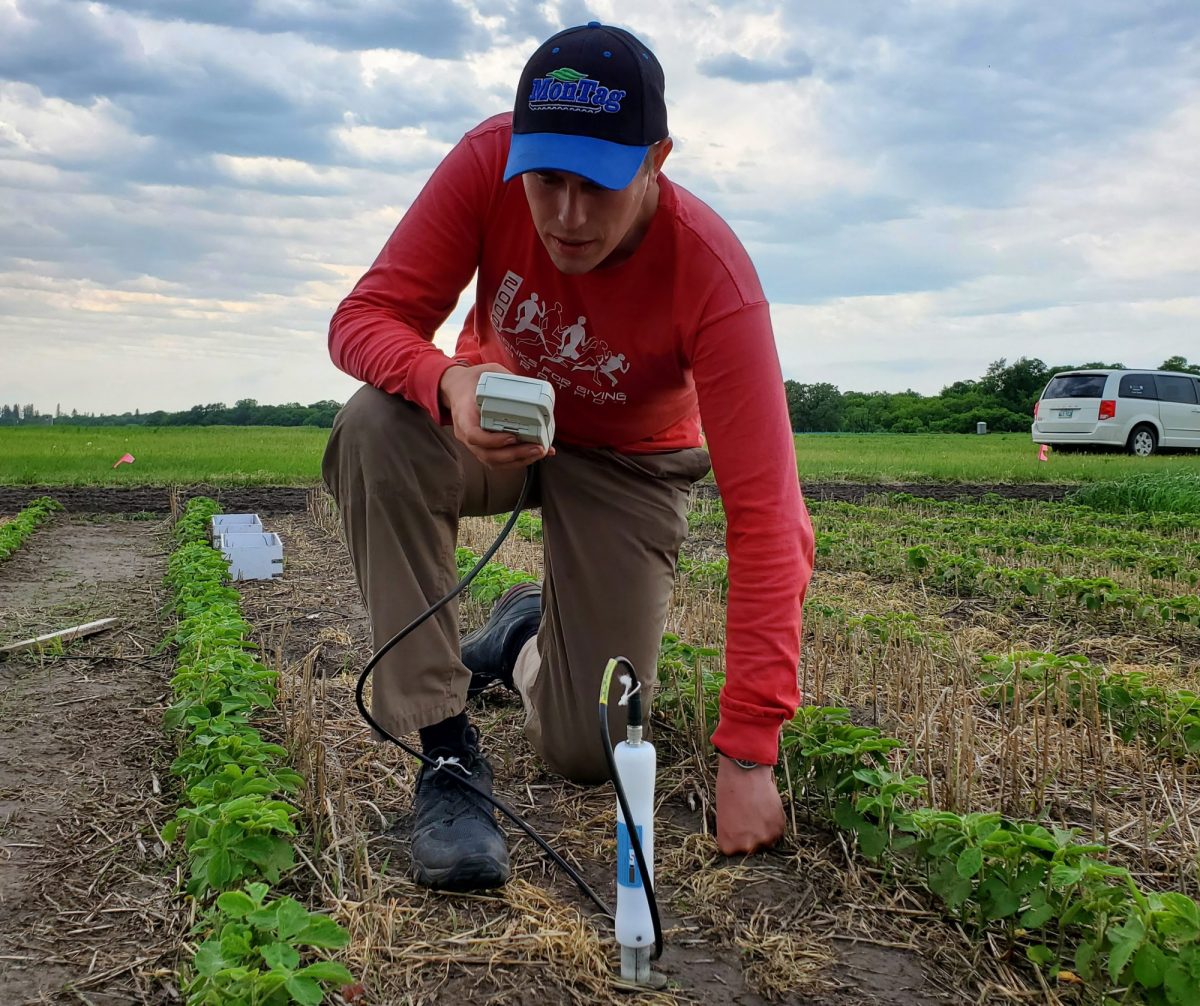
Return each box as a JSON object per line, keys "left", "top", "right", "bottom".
{"left": 211, "top": 513, "right": 264, "bottom": 540}
{"left": 476, "top": 373, "right": 555, "bottom": 451}
{"left": 217, "top": 531, "right": 284, "bottom": 581}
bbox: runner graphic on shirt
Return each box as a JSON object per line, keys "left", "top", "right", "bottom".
{"left": 490, "top": 272, "right": 632, "bottom": 396}
{"left": 571, "top": 346, "right": 629, "bottom": 387}
{"left": 509, "top": 293, "right": 545, "bottom": 337}
{"left": 599, "top": 352, "right": 630, "bottom": 386}
{"left": 555, "top": 316, "right": 589, "bottom": 361}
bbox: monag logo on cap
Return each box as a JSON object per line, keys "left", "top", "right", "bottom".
{"left": 528, "top": 67, "right": 626, "bottom": 115}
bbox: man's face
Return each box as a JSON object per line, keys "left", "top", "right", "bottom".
{"left": 521, "top": 164, "right": 654, "bottom": 275}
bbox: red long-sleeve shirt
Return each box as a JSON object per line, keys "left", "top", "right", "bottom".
{"left": 329, "top": 114, "right": 813, "bottom": 764}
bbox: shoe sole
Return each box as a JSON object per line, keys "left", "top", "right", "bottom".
{"left": 412, "top": 853, "right": 511, "bottom": 891}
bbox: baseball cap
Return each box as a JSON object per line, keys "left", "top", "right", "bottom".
{"left": 503, "top": 22, "right": 667, "bottom": 191}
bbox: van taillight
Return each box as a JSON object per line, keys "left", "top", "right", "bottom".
{"left": 1099, "top": 400, "right": 1116, "bottom": 420}
{"left": 1033, "top": 401, "right": 1040, "bottom": 420}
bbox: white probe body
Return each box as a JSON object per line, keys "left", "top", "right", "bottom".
{"left": 614, "top": 730, "right": 656, "bottom": 952}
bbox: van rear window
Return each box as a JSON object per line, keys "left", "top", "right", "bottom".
{"left": 1044, "top": 375, "right": 1107, "bottom": 399}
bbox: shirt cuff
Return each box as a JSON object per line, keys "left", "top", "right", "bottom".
{"left": 408, "top": 350, "right": 461, "bottom": 426}
{"left": 710, "top": 695, "right": 786, "bottom": 765}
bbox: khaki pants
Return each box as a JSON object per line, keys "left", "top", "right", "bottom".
{"left": 322, "top": 385, "right": 711, "bottom": 783}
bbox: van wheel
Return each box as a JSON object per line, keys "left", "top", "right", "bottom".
{"left": 1127, "top": 425, "right": 1158, "bottom": 457}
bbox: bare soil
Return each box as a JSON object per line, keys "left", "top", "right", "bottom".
{"left": 0, "top": 517, "right": 183, "bottom": 1005}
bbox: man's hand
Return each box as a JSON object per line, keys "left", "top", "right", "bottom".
{"left": 715, "top": 754, "right": 787, "bottom": 855}
{"left": 439, "top": 362, "right": 555, "bottom": 470}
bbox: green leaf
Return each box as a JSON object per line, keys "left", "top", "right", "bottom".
{"left": 833, "top": 800, "right": 864, "bottom": 831}
{"left": 956, "top": 846, "right": 984, "bottom": 879}
{"left": 929, "top": 861, "right": 973, "bottom": 910}
{"left": 216, "top": 890, "right": 257, "bottom": 918}
{"left": 980, "top": 878, "right": 1020, "bottom": 920}
{"left": 234, "top": 834, "right": 279, "bottom": 866}
{"left": 284, "top": 975, "right": 324, "bottom": 1006}
{"left": 1075, "top": 940, "right": 1097, "bottom": 980}
{"left": 276, "top": 899, "right": 311, "bottom": 942}
{"left": 857, "top": 824, "right": 888, "bottom": 860}
{"left": 194, "top": 941, "right": 225, "bottom": 978}
{"left": 1133, "top": 942, "right": 1167, "bottom": 990}
{"left": 1020, "top": 903, "right": 1055, "bottom": 930}
{"left": 1025, "top": 945, "right": 1056, "bottom": 967}
{"left": 1108, "top": 916, "right": 1147, "bottom": 983}
{"left": 261, "top": 941, "right": 301, "bottom": 972}
{"left": 1159, "top": 893, "right": 1200, "bottom": 940}
{"left": 207, "top": 849, "right": 234, "bottom": 888}
{"left": 1164, "top": 961, "right": 1197, "bottom": 1005}
{"left": 297, "top": 916, "right": 350, "bottom": 950}
{"left": 295, "top": 961, "right": 354, "bottom": 983}
{"left": 248, "top": 904, "right": 281, "bottom": 932}
{"left": 1050, "top": 863, "right": 1084, "bottom": 888}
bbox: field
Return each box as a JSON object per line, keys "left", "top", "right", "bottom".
{"left": 3, "top": 464, "right": 1200, "bottom": 1002}
{"left": 5, "top": 425, "right": 1200, "bottom": 486}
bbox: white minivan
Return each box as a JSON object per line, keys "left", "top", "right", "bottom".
{"left": 1032, "top": 369, "right": 1200, "bottom": 456}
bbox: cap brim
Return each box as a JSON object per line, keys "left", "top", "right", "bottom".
{"left": 503, "top": 132, "right": 648, "bottom": 190}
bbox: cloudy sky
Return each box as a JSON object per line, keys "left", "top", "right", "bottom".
{"left": 2, "top": 0, "right": 1198, "bottom": 414}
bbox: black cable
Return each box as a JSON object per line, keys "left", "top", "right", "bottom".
{"left": 354, "top": 465, "right": 614, "bottom": 920}
{"left": 599, "top": 656, "right": 664, "bottom": 960}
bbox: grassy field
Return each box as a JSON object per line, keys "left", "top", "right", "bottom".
{"left": 0, "top": 425, "right": 328, "bottom": 486}
{"left": 3, "top": 425, "right": 1200, "bottom": 485}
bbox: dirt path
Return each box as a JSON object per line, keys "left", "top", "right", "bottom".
{"left": 0, "top": 517, "right": 182, "bottom": 1005}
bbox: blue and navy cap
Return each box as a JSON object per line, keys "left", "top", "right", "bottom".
{"left": 503, "top": 22, "right": 667, "bottom": 191}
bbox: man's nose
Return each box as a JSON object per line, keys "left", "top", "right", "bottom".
{"left": 556, "top": 186, "right": 587, "bottom": 231}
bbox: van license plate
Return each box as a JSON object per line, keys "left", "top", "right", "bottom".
{"left": 1057, "top": 409, "right": 1076, "bottom": 418}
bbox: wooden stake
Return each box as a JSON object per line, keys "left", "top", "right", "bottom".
{"left": 0, "top": 618, "right": 118, "bottom": 658}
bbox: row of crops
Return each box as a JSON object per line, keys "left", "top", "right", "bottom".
{"left": 478, "top": 485, "right": 1200, "bottom": 1001}
{"left": 0, "top": 495, "right": 60, "bottom": 562}
{"left": 449, "top": 532, "right": 1200, "bottom": 1001}
{"left": 162, "top": 499, "right": 353, "bottom": 1004}
{"left": 463, "top": 534, "right": 1200, "bottom": 1001}
{"left": 683, "top": 494, "right": 1200, "bottom": 629}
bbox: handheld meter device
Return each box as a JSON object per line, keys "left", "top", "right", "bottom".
{"left": 476, "top": 373, "right": 556, "bottom": 452}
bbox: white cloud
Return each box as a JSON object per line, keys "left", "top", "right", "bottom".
{"left": 333, "top": 124, "right": 451, "bottom": 166}
{"left": 0, "top": 83, "right": 149, "bottom": 163}
{"left": 212, "top": 153, "right": 353, "bottom": 191}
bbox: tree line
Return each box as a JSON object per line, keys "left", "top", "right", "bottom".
{"left": 4, "top": 357, "right": 1199, "bottom": 432}
{"left": 0, "top": 399, "right": 342, "bottom": 428}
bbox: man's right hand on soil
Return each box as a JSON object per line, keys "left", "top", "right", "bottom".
{"left": 439, "top": 362, "right": 554, "bottom": 470}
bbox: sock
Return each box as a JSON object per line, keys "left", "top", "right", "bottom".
{"left": 419, "top": 711, "right": 469, "bottom": 756}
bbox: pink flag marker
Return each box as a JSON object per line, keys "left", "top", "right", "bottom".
{"left": 1037, "top": 444, "right": 1049, "bottom": 462}
{"left": 112, "top": 453, "right": 135, "bottom": 469}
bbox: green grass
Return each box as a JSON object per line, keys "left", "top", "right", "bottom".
{"left": 793, "top": 433, "right": 1200, "bottom": 483}
{"left": 1069, "top": 473, "right": 1200, "bottom": 515}
{"left": 3, "top": 426, "right": 1199, "bottom": 487}
{"left": 0, "top": 426, "right": 328, "bottom": 486}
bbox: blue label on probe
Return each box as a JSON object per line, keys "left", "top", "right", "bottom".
{"left": 616, "top": 822, "right": 644, "bottom": 889}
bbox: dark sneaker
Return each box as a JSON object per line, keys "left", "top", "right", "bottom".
{"left": 410, "top": 727, "right": 510, "bottom": 890}
{"left": 463, "top": 582, "right": 542, "bottom": 697}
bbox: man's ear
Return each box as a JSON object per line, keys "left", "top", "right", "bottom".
{"left": 649, "top": 137, "right": 673, "bottom": 177}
